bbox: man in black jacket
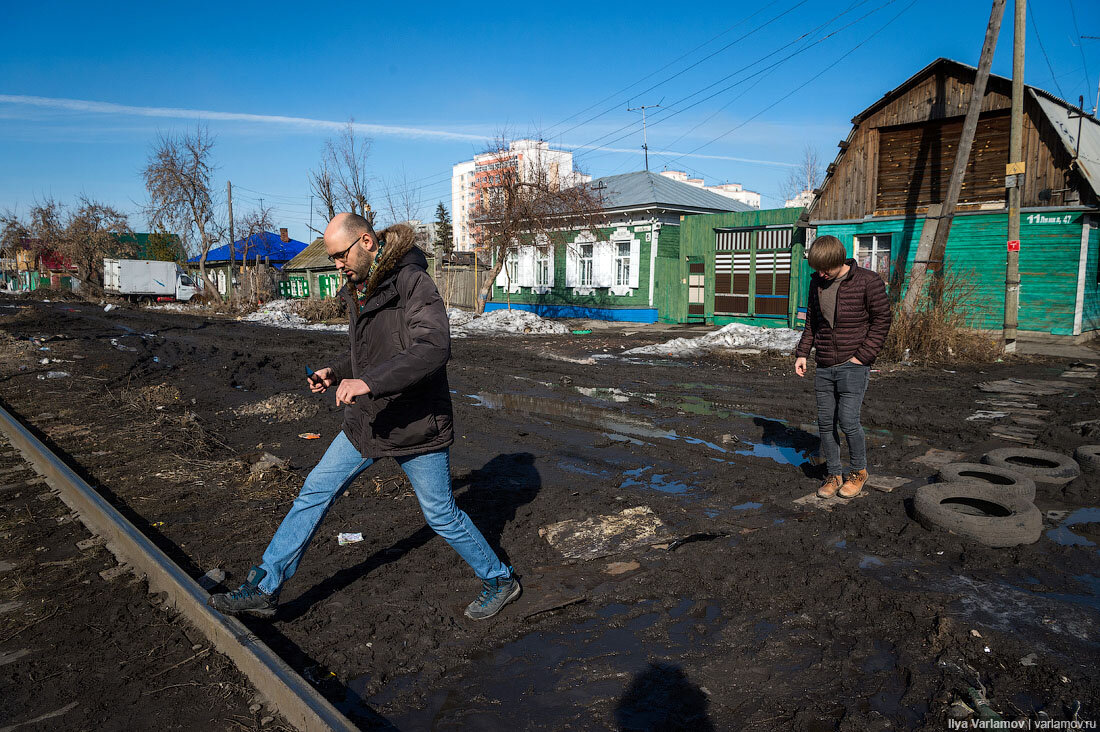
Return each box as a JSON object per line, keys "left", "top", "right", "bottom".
{"left": 210, "top": 213, "right": 520, "bottom": 621}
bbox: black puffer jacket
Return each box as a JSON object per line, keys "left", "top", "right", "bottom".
{"left": 327, "top": 225, "right": 454, "bottom": 457}
{"left": 795, "top": 259, "right": 892, "bottom": 367}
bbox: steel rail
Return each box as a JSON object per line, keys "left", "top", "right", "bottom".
{"left": 0, "top": 404, "right": 358, "bottom": 732}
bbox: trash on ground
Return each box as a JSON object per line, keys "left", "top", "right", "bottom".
{"left": 911, "top": 448, "right": 966, "bottom": 468}
{"left": 571, "top": 329, "right": 592, "bottom": 335}
{"left": 966, "top": 410, "right": 1008, "bottom": 421}
{"left": 540, "top": 506, "right": 671, "bottom": 561}
{"left": 39, "top": 371, "right": 71, "bottom": 380}
{"left": 103, "top": 304, "right": 115, "bottom": 312}
{"left": 337, "top": 532, "right": 364, "bottom": 546}
{"left": 298, "top": 432, "right": 321, "bottom": 440}
{"left": 248, "top": 452, "right": 290, "bottom": 474}
{"left": 623, "top": 322, "right": 801, "bottom": 358}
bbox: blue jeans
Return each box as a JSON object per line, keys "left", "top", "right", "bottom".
{"left": 814, "top": 362, "right": 871, "bottom": 476}
{"left": 257, "top": 431, "right": 509, "bottom": 595}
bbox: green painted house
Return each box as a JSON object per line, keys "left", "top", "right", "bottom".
{"left": 658, "top": 207, "right": 808, "bottom": 327}
{"left": 280, "top": 238, "right": 342, "bottom": 299}
{"left": 806, "top": 58, "right": 1100, "bottom": 338}
{"left": 486, "top": 170, "right": 753, "bottom": 322}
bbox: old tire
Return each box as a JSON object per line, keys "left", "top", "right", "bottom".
{"left": 1073, "top": 445, "right": 1100, "bottom": 473}
{"left": 980, "top": 448, "right": 1080, "bottom": 486}
{"left": 934, "top": 462, "right": 1036, "bottom": 501}
{"left": 913, "top": 482, "right": 1042, "bottom": 548}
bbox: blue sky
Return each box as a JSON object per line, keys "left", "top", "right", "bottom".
{"left": 2, "top": 0, "right": 1097, "bottom": 246}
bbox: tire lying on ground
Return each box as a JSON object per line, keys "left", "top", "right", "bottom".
{"left": 935, "top": 462, "right": 1036, "bottom": 501}
{"left": 913, "top": 482, "right": 1042, "bottom": 548}
{"left": 1073, "top": 445, "right": 1100, "bottom": 473}
{"left": 980, "top": 448, "right": 1080, "bottom": 486}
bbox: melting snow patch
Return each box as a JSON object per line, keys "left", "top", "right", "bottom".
{"left": 241, "top": 300, "right": 345, "bottom": 332}
{"left": 624, "top": 323, "right": 801, "bottom": 357}
{"left": 449, "top": 308, "right": 571, "bottom": 337}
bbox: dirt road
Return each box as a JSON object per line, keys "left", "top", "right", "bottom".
{"left": 1, "top": 296, "right": 1097, "bottom": 730}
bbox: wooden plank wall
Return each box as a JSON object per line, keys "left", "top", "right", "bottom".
{"left": 812, "top": 66, "right": 1084, "bottom": 221}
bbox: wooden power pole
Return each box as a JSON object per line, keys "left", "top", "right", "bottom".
{"left": 226, "top": 180, "right": 235, "bottom": 301}
{"left": 903, "top": 0, "right": 1007, "bottom": 314}
{"left": 1003, "top": 0, "right": 1026, "bottom": 352}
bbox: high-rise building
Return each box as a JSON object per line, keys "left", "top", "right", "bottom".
{"left": 451, "top": 140, "right": 589, "bottom": 252}
{"left": 659, "top": 170, "right": 761, "bottom": 209}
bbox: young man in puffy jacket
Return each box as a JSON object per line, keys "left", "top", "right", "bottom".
{"left": 794, "top": 235, "right": 892, "bottom": 499}
{"left": 210, "top": 212, "right": 520, "bottom": 621}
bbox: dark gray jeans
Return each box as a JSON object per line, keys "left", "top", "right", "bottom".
{"left": 814, "top": 361, "right": 870, "bottom": 475}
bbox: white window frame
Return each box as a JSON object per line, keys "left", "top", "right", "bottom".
{"left": 579, "top": 243, "right": 594, "bottom": 288}
{"left": 855, "top": 234, "right": 892, "bottom": 279}
{"left": 535, "top": 248, "right": 551, "bottom": 292}
{"left": 614, "top": 241, "right": 631, "bottom": 288}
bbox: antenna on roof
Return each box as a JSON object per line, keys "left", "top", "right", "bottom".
{"left": 627, "top": 99, "right": 663, "bottom": 172}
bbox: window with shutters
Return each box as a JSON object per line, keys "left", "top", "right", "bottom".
{"left": 505, "top": 249, "right": 519, "bottom": 286}
{"left": 579, "top": 244, "right": 594, "bottom": 287}
{"left": 614, "top": 241, "right": 631, "bottom": 287}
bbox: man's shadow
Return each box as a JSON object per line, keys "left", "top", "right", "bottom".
{"left": 279, "top": 452, "right": 541, "bottom": 620}
{"left": 752, "top": 417, "right": 824, "bottom": 479}
{"left": 615, "top": 662, "right": 715, "bottom": 731}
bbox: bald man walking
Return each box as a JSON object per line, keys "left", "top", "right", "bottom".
{"left": 210, "top": 213, "right": 520, "bottom": 621}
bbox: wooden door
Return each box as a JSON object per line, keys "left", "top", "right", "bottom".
{"left": 687, "top": 257, "right": 706, "bottom": 321}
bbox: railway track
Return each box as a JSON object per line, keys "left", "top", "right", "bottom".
{"left": 0, "top": 402, "right": 358, "bottom": 732}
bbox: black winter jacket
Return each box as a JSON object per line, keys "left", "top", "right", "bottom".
{"left": 327, "top": 225, "right": 454, "bottom": 457}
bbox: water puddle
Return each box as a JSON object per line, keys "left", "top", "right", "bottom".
{"left": 1046, "top": 507, "right": 1100, "bottom": 547}
{"left": 859, "top": 555, "right": 886, "bottom": 569}
{"left": 734, "top": 441, "right": 812, "bottom": 467}
{"left": 732, "top": 501, "right": 763, "bottom": 511}
{"left": 620, "top": 466, "right": 692, "bottom": 495}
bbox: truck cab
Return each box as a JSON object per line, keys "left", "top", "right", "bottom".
{"left": 175, "top": 273, "right": 198, "bottom": 302}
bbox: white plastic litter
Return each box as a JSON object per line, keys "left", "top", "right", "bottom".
{"left": 103, "top": 304, "right": 115, "bottom": 312}
{"left": 337, "top": 532, "right": 364, "bottom": 546}
{"left": 448, "top": 308, "right": 571, "bottom": 337}
{"left": 623, "top": 323, "right": 802, "bottom": 357}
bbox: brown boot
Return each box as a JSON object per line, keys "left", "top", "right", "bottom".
{"left": 817, "top": 474, "right": 843, "bottom": 498}
{"left": 839, "top": 469, "right": 869, "bottom": 498}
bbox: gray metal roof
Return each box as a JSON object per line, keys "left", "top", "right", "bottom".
{"left": 283, "top": 238, "right": 334, "bottom": 272}
{"left": 1031, "top": 90, "right": 1100, "bottom": 200}
{"left": 591, "top": 171, "right": 754, "bottom": 214}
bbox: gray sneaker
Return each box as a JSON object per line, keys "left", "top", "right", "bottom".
{"left": 208, "top": 566, "right": 279, "bottom": 618}
{"left": 464, "top": 572, "right": 521, "bottom": 620}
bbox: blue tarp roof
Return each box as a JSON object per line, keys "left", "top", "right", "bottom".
{"left": 188, "top": 231, "right": 308, "bottom": 268}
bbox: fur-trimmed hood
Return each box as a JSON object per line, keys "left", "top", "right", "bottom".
{"left": 361, "top": 222, "right": 421, "bottom": 299}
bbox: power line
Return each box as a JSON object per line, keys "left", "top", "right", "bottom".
{"left": 549, "top": 0, "right": 814, "bottom": 143}
{"left": 1029, "top": 2, "right": 1069, "bottom": 101}
{"left": 660, "top": 0, "right": 919, "bottom": 168}
{"left": 572, "top": 0, "right": 900, "bottom": 164}
{"left": 1066, "top": 0, "right": 1093, "bottom": 103}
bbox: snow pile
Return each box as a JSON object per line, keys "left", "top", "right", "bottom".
{"left": 146, "top": 302, "right": 192, "bottom": 312}
{"left": 624, "top": 323, "right": 802, "bottom": 357}
{"left": 449, "top": 308, "right": 571, "bottom": 337}
{"left": 241, "top": 300, "right": 345, "bottom": 332}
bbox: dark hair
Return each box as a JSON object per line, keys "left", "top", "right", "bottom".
{"left": 807, "top": 235, "right": 846, "bottom": 271}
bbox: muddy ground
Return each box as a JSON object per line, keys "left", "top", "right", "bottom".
{"left": 0, "top": 294, "right": 1097, "bottom": 731}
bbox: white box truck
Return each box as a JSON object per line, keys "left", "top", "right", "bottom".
{"left": 103, "top": 259, "right": 199, "bottom": 302}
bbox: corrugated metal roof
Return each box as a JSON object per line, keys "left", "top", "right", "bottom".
{"left": 283, "top": 238, "right": 332, "bottom": 271}
{"left": 187, "top": 231, "right": 308, "bottom": 264}
{"left": 1031, "top": 90, "right": 1100, "bottom": 200}
{"left": 591, "top": 171, "right": 754, "bottom": 213}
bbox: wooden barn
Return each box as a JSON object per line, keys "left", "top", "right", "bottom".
{"left": 806, "top": 57, "right": 1100, "bottom": 338}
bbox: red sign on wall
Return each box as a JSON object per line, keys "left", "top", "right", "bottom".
{"left": 1007, "top": 240, "right": 1020, "bottom": 252}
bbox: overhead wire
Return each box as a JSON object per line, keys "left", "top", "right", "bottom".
{"left": 651, "top": 0, "right": 919, "bottom": 168}
{"left": 1029, "top": 2, "right": 1069, "bottom": 102}
{"left": 1066, "top": 0, "right": 1093, "bottom": 103}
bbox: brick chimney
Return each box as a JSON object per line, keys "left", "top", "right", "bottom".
{"left": 279, "top": 228, "right": 290, "bottom": 243}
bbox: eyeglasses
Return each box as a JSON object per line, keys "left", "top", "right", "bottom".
{"left": 327, "top": 234, "right": 362, "bottom": 264}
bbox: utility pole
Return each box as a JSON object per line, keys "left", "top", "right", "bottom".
{"left": 628, "top": 101, "right": 661, "bottom": 172}
{"left": 226, "top": 180, "right": 235, "bottom": 301}
{"left": 1003, "top": 0, "right": 1025, "bottom": 352}
{"left": 903, "top": 0, "right": 1006, "bottom": 314}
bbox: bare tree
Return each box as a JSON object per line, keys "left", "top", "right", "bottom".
{"left": 143, "top": 128, "right": 220, "bottom": 294}
{"left": 232, "top": 205, "right": 274, "bottom": 304}
{"left": 782, "top": 145, "right": 824, "bottom": 204}
{"left": 2, "top": 197, "right": 132, "bottom": 294}
{"left": 309, "top": 120, "right": 373, "bottom": 232}
{"left": 63, "top": 196, "right": 133, "bottom": 291}
{"left": 472, "top": 134, "right": 604, "bottom": 313}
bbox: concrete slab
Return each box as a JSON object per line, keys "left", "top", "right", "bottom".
{"left": 911, "top": 448, "right": 967, "bottom": 468}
